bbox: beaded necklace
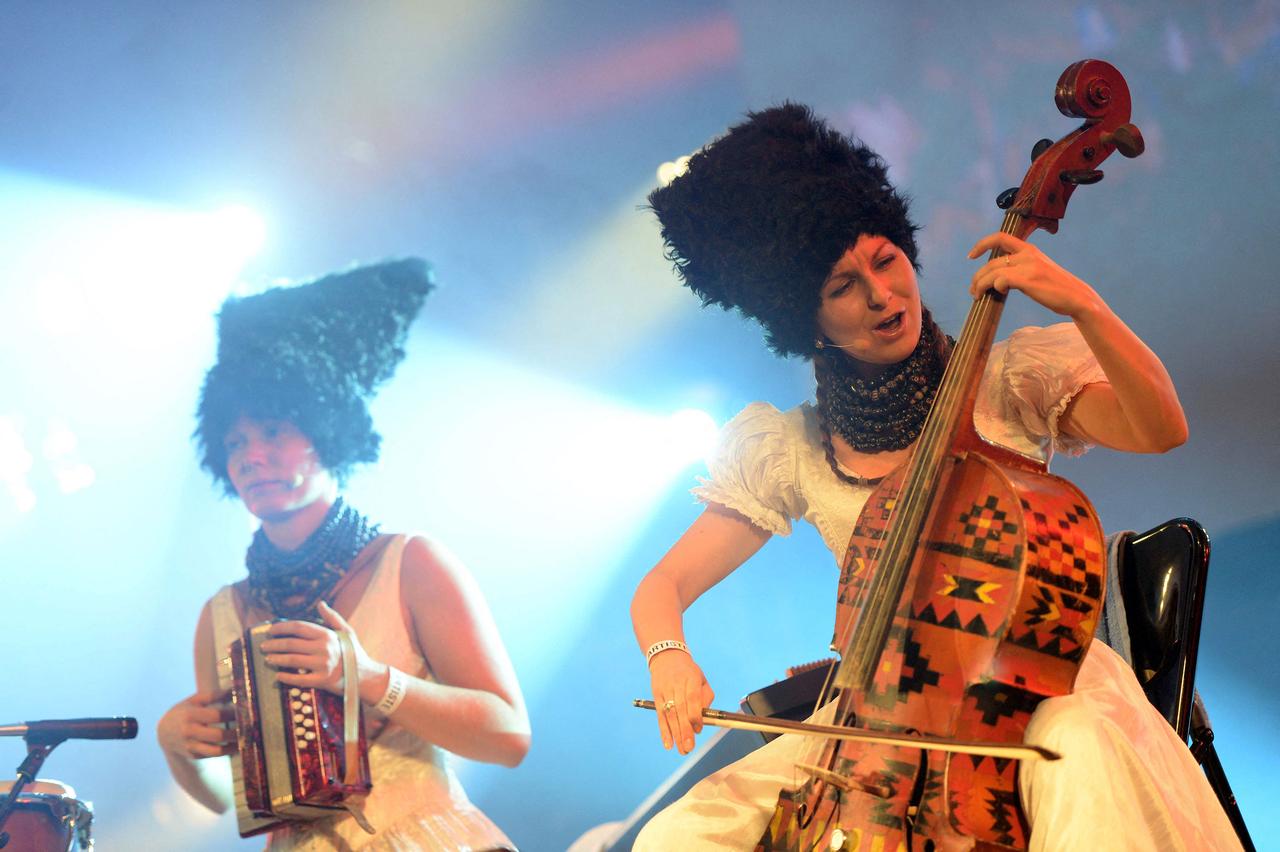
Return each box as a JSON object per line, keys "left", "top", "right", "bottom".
{"left": 817, "top": 319, "right": 951, "bottom": 455}
{"left": 244, "top": 497, "right": 381, "bottom": 621}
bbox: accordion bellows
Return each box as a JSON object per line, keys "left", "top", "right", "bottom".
{"left": 229, "top": 621, "right": 372, "bottom": 837}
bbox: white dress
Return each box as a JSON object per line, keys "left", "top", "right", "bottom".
{"left": 209, "top": 535, "right": 515, "bottom": 852}
{"left": 635, "top": 324, "right": 1241, "bottom": 851}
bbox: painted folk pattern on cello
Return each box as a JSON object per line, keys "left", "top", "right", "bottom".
{"left": 816, "top": 456, "right": 1105, "bottom": 849}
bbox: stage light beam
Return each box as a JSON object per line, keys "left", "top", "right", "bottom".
{"left": 0, "top": 416, "right": 36, "bottom": 516}
{"left": 206, "top": 203, "right": 268, "bottom": 264}
{"left": 658, "top": 408, "right": 720, "bottom": 468}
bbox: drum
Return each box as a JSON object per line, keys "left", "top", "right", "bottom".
{"left": 0, "top": 780, "right": 92, "bottom": 852}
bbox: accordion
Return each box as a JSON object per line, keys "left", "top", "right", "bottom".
{"left": 228, "top": 621, "right": 373, "bottom": 838}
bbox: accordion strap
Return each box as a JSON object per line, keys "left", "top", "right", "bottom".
{"left": 337, "top": 630, "right": 361, "bottom": 786}
{"left": 336, "top": 630, "right": 375, "bottom": 834}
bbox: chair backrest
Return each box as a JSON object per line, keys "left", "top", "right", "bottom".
{"left": 1116, "top": 517, "right": 1210, "bottom": 740}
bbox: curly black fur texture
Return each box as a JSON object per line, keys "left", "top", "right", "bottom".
{"left": 648, "top": 103, "right": 920, "bottom": 358}
{"left": 195, "top": 257, "right": 433, "bottom": 496}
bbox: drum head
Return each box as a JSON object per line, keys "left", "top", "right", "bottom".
{"left": 0, "top": 780, "right": 76, "bottom": 798}
{"left": 0, "top": 781, "right": 92, "bottom": 852}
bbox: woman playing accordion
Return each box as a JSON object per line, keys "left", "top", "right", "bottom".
{"left": 156, "top": 259, "right": 529, "bottom": 850}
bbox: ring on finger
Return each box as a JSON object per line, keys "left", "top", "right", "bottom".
{"left": 663, "top": 699, "right": 677, "bottom": 712}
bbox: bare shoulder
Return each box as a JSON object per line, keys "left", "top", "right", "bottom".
{"left": 396, "top": 535, "right": 519, "bottom": 705}
{"left": 399, "top": 534, "right": 482, "bottom": 603}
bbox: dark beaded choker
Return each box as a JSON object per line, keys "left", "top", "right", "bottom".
{"left": 817, "top": 320, "right": 951, "bottom": 453}
{"left": 244, "top": 497, "right": 380, "bottom": 622}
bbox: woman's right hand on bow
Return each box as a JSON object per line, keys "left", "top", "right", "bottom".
{"left": 156, "top": 690, "right": 236, "bottom": 759}
{"left": 649, "top": 650, "right": 715, "bottom": 755}
{"left": 632, "top": 505, "right": 773, "bottom": 756}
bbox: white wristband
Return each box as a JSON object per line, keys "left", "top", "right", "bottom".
{"left": 645, "top": 640, "right": 690, "bottom": 665}
{"left": 375, "top": 666, "right": 409, "bottom": 716}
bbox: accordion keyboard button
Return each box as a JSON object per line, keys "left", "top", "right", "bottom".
{"left": 304, "top": 732, "right": 316, "bottom": 741}
{"left": 295, "top": 727, "right": 307, "bottom": 737}
{"left": 290, "top": 688, "right": 301, "bottom": 697}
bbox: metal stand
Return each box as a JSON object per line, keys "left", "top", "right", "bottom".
{"left": 0, "top": 739, "right": 60, "bottom": 848}
{"left": 1189, "top": 692, "right": 1255, "bottom": 852}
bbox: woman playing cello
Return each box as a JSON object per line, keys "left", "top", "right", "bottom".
{"left": 630, "top": 103, "right": 1239, "bottom": 849}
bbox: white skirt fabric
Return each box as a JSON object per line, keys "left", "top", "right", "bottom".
{"left": 259, "top": 723, "right": 515, "bottom": 852}
{"left": 634, "top": 642, "right": 1241, "bottom": 851}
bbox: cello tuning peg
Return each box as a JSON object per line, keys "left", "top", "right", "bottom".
{"left": 996, "top": 187, "right": 1020, "bottom": 209}
{"left": 1031, "top": 138, "right": 1054, "bottom": 162}
{"left": 1101, "top": 123, "right": 1145, "bottom": 158}
{"left": 1060, "top": 169, "right": 1104, "bottom": 186}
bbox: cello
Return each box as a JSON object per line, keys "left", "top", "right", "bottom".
{"left": 758, "top": 58, "right": 1146, "bottom": 852}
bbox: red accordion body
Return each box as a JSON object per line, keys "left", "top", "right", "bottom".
{"left": 229, "top": 621, "right": 372, "bottom": 838}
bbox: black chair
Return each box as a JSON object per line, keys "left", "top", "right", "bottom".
{"left": 1114, "top": 518, "right": 1253, "bottom": 850}
{"left": 1115, "top": 518, "right": 1209, "bottom": 738}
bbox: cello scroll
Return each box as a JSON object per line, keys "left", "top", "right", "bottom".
{"left": 1002, "top": 59, "right": 1144, "bottom": 238}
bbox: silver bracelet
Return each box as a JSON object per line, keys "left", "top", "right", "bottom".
{"left": 645, "top": 639, "right": 690, "bottom": 665}
{"left": 375, "top": 666, "right": 409, "bottom": 716}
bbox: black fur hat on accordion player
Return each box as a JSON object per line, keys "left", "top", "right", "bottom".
{"left": 194, "top": 258, "right": 433, "bottom": 495}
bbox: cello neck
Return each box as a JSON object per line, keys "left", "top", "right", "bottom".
{"left": 836, "top": 209, "right": 1028, "bottom": 693}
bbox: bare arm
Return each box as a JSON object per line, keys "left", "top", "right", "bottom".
{"left": 970, "top": 233, "right": 1188, "bottom": 453}
{"left": 384, "top": 537, "right": 530, "bottom": 766}
{"left": 1055, "top": 307, "right": 1187, "bottom": 452}
{"left": 155, "top": 601, "right": 235, "bottom": 814}
{"left": 267, "top": 537, "right": 530, "bottom": 767}
{"left": 631, "top": 503, "right": 771, "bottom": 754}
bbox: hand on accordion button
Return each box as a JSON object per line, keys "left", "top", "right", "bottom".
{"left": 260, "top": 601, "right": 380, "bottom": 701}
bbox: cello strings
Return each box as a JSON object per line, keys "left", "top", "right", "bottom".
{"left": 837, "top": 291, "right": 988, "bottom": 687}
{"left": 802, "top": 250, "right": 1011, "bottom": 837}
{"left": 826, "top": 210, "right": 1021, "bottom": 694}
{"left": 800, "top": 212, "right": 1023, "bottom": 828}
{"left": 845, "top": 219, "right": 1017, "bottom": 688}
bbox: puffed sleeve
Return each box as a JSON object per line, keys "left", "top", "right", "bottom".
{"left": 990, "top": 322, "right": 1108, "bottom": 457}
{"left": 691, "top": 402, "right": 804, "bottom": 536}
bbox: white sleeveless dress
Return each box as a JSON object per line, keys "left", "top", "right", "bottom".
{"left": 635, "top": 324, "right": 1241, "bottom": 851}
{"left": 210, "top": 534, "right": 515, "bottom": 852}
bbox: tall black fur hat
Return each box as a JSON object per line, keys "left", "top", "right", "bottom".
{"left": 648, "top": 103, "right": 919, "bottom": 359}
{"left": 195, "top": 257, "right": 434, "bottom": 495}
